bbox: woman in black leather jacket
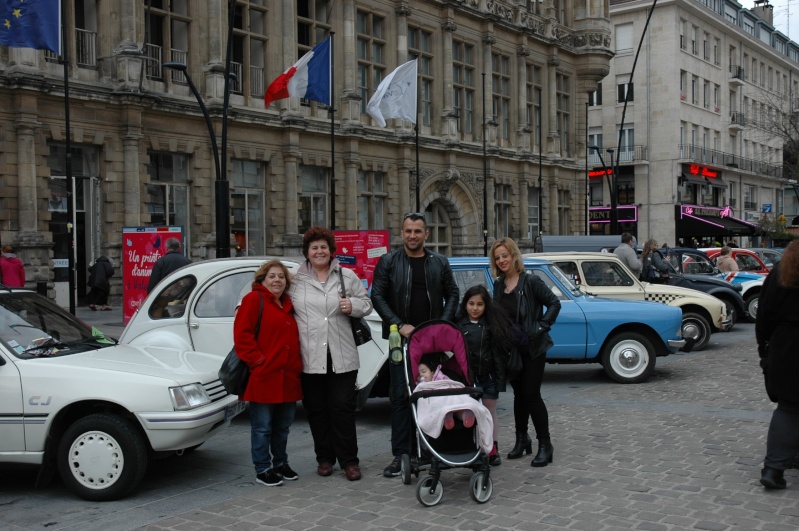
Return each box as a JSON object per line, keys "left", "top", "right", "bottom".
{"left": 455, "top": 285, "right": 512, "bottom": 466}
{"left": 491, "top": 237, "right": 561, "bottom": 467}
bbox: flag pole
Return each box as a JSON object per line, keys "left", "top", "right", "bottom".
{"left": 330, "top": 32, "right": 336, "bottom": 230}
{"left": 61, "top": 0, "right": 76, "bottom": 314}
{"left": 414, "top": 56, "right": 420, "bottom": 212}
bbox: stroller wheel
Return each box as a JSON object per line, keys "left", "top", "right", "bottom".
{"left": 416, "top": 476, "right": 444, "bottom": 507}
{"left": 469, "top": 472, "right": 493, "bottom": 503}
{"left": 401, "top": 454, "right": 412, "bottom": 485}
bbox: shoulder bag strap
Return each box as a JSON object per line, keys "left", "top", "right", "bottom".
{"left": 254, "top": 293, "right": 265, "bottom": 340}
{"left": 337, "top": 267, "right": 348, "bottom": 297}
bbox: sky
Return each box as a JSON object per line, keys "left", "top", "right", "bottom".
{"left": 768, "top": 0, "right": 799, "bottom": 41}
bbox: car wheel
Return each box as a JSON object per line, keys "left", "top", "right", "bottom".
{"left": 680, "top": 312, "right": 711, "bottom": 351}
{"left": 57, "top": 413, "right": 149, "bottom": 501}
{"left": 601, "top": 331, "right": 656, "bottom": 383}
{"left": 745, "top": 292, "right": 759, "bottom": 322}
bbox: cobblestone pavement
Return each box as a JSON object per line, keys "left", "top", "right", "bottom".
{"left": 1, "top": 306, "right": 797, "bottom": 530}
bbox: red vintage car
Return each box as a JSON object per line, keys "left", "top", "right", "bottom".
{"left": 701, "top": 247, "right": 770, "bottom": 275}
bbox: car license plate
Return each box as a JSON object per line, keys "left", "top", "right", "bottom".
{"left": 224, "top": 400, "right": 247, "bottom": 421}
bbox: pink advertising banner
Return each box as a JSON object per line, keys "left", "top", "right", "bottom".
{"left": 333, "top": 230, "right": 390, "bottom": 291}
{"left": 122, "top": 226, "right": 184, "bottom": 324}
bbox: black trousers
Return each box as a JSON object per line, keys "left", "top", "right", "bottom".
{"left": 765, "top": 401, "right": 799, "bottom": 470}
{"left": 301, "top": 365, "right": 359, "bottom": 468}
{"left": 509, "top": 353, "right": 550, "bottom": 442}
{"left": 86, "top": 287, "right": 109, "bottom": 306}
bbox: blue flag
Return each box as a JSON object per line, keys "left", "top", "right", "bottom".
{"left": 0, "top": 0, "right": 61, "bottom": 54}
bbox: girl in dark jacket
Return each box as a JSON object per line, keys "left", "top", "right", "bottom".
{"left": 86, "top": 256, "right": 114, "bottom": 310}
{"left": 491, "top": 237, "right": 561, "bottom": 467}
{"left": 756, "top": 240, "right": 799, "bottom": 490}
{"left": 455, "top": 285, "right": 512, "bottom": 466}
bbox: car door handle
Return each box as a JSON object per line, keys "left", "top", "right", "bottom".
{"left": 190, "top": 323, "right": 199, "bottom": 329}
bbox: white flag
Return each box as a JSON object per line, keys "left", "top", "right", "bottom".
{"left": 366, "top": 60, "right": 418, "bottom": 127}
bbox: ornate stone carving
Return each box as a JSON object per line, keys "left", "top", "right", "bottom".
{"left": 436, "top": 168, "right": 461, "bottom": 198}
{"left": 518, "top": 45, "right": 531, "bottom": 57}
{"left": 552, "top": 25, "right": 574, "bottom": 47}
{"left": 486, "top": 1, "right": 514, "bottom": 22}
{"left": 547, "top": 56, "right": 560, "bottom": 67}
{"left": 482, "top": 32, "right": 496, "bottom": 46}
{"left": 395, "top": 5, "right": 412, "bottom": 17}
{"left": 442, "top": 19, "right": 457, "bottom": 32}
{"left": 520, "top": 12, "right": 546, "bottom": 35}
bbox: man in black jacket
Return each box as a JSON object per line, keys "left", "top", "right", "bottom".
{"left": 147, "top": 238, "right": 192, "bottom": 293}
{"left": 371, "top": 212, "right": 459, "bottom": 477}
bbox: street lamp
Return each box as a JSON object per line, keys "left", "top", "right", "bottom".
{"left": 162, "top": 62, "right": 230, "bottom": 258}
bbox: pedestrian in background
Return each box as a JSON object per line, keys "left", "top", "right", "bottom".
{"left": 289, "top": 227, "right": 373, "bottom": 481}
{"left": 491, "top": 237, "right": 561, "bottom": 467}
{"left": 371, "top": 212, "right": 459, "bottom": 478}
{"left": 756, "top": 240, "right": 799, "bottom": 490}
{"left": 0, "top": 244, "right": 25, "bottom": 287}
{"left": 234, "top": 260, "right": 302, "bottom": 487}
{"left": 613, "top": 233, "right": 642, "bottom": 277}
{"left": 86, "top": 256, "right": 114, "bottom": 311}
{"left": 640, "top": 239, "right": 670, "bottom": 283}
{"left": 147, "top": 238, "right": 191, "bottom": 293}
{"left": 716, "top": 246, "right": 739, "bottom": 273}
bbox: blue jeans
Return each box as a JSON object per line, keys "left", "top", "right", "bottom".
{"left": 249, "top": 401, "right": 296, "bottom": 474}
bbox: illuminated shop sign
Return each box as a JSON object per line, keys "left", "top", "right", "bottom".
{"left": 588, "top": 205, "right": 638, "bottom": 222}
{"left": 681, "top": 205, "right": 733, "bottom": 218}
{"left": 688, "top": 164, "right": 718, "bottom": 178}
{"left": 588, "top": 168, "right": 613, "bottom": 178}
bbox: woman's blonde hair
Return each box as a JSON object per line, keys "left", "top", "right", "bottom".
{"left": 252, "top": 260, "right": 291, "bottom": 291}
{"left": 490, "top": 237, "right": 525, "bottom": 278}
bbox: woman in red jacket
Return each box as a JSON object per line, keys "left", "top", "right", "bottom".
{"left": 234, "top": 260, "right": 303, "bottom": 487}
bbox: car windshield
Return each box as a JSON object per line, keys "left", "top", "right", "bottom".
{"left": 0, "top": 293, "right": 115, "bottom": 359}
{"left": 545, "top": 265, "right": 582, "bottom": 297}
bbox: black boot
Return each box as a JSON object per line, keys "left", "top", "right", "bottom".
{"left": 531, "top": 441, "right": 553, "bottom": 467}
{"left": 760, "top": 466, "right": 787, "bottom": 489}
{"left": 507, "top": 432, "right": 532, "bottom": 460}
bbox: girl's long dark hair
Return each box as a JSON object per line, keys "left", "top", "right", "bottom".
{"left": 456, "top": 285, "right": 511, "bottom": 346}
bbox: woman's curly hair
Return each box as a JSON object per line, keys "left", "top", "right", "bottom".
{"left": 778, "top": 240, "right": 799, "bottom": 288}
{"left": 302, "top": 226, "right": 336, "bottom": 260}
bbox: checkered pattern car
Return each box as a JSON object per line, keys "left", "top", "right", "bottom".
{"left": 527, "top": 252, "right": 730, "bottom": 352}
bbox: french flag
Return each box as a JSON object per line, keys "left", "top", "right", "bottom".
{"left": 264, "top": 38, "right": 331, "bottom": 107}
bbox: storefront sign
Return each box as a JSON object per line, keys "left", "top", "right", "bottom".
{"left": 688, "top": 164, "right": 719, "bottom": 178}
{"left": 122, "top": 226, "right": 184, "bottom": 324}
{"left": 681, "top": 205, "right": 733, "bottom": 218}
{"left": 588, "top": 168, "right": 613, "bottom": 178}
{"left": 588, "top": 205, "right": 638, "bottom": 223}
{"left": 333, "top": 230, "right": 390, "bottom": 291}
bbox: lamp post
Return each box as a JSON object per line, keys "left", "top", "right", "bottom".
{"left": 482, "top": 72, "right": 488, "bottom": 257}
{"left": 606, "top": 148, "right": 618, "bottom": 235}
{"left": 163, "top": 62, "right": 230, "bottom": 258}
{"left": 588, "top": 145, "right": 611, "bottom": 235}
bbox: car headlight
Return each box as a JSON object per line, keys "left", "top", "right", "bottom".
{"left": 169, "top": 383, "right": 211, "bottom": 410}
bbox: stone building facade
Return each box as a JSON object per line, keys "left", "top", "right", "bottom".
{"left": 0, "top": 0, "right": 612, "bottom": 303}
{"left": 590, "top": 0, "right": 798, "bottom": 247}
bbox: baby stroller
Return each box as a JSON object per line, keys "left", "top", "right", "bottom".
{"left": 400, "top": 320, "right": 494, "bottom": 506}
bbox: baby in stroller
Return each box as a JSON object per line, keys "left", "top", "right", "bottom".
{"left": 413, "top": 351, "right": 493, "bottom": 453}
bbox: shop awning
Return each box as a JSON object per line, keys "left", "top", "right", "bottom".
{"left": 675, "top": 205, "right": 757, "bottom": 238}
{"left": 680, "top": 173, "right": 727, "bottom": 188}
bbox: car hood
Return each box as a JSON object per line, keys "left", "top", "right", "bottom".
{"left": 676, "top": 273, "right": 743, "bottom": 291}
{"left": 17, "top": 343, "right": 223, "bottom": 383}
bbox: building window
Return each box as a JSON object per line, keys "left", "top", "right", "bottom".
{"left": 618, "top": 126, "right": 635, "bottom": 161}
{"left": 453, "top": 40, "right": 475, "bottom": 134}
{"left": 144, "top": 1, "right": 190, "bottom": 81}
{"left": 692, "top": 76, "right": 698, "bottom": 104}
{"left": 357, "top": 10, "right": 385, "bottom": 115}
{"left": 703, "top": 81, "right": 709, "bottom": 108}
{"left": 357, "top": 170, "right": 387, "bottom": 229}
{"left": 588, "top": 82, "right": 602, "bottom": 106}
{"left": 744, "top": 184, "right": 756, "bottom": 211}
{"left": 590, "top": 179, "right": 604, "bottom": 206}
{"left": 298, "top": 0, "right": 332, "bottom": 107}
{"left": 424, "top": 203, "right": 451, "bottom": 256}
{"left": 408, "top": 26, "right": 433, "bottom": 126}
{"left": 558, "top": 189, "right": 571, "bottom": 234}
{"left": 528, "top": 65, "right": 543, "bottom": 151}
{"left": 617, "top": 80, "right": 634, "bottom": 103}
{"left": 231, "top": 160, "right": 265, "bottom": 256}
{"left": 527, "top": 186, "right": 540, "bottom": 238}
{"left": 298, "top": 165, "right": 328, "bottom": 233}
{"left": 492, "top": 52, "right": 511, "bottom": 140}
{"left": 232, "top": 0, "right": 268, "bottom": 97}
{"left": 616, "top": 23, "right": 633, "bottom": 53}
{"left": 146, "top": 152, "right": 190, "bottom": 229}
{"left": 556, "top": 73, "right": 570, "bottom": 155}
{"left": 494, "top": 183, "right": 511, "bottom": 239}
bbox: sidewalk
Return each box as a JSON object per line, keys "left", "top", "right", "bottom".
{"left": 73, "top": 300, "right": 126, "bottom": 339}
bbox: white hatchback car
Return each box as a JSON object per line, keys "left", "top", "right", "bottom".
{"left": 0, "top": 288, "right": 244, "bottom": 501}
{"left": 119, "top": 257, "right": 389, "bottom": 409}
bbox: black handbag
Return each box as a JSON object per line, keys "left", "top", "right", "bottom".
{"left": 218, "top": 294, "right": 264, "bottom": 396}
{"left": 337, "top": 267, "right": 372, "bottom": 346}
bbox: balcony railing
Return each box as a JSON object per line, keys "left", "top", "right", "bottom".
{"left": 250, "top": 66, "right": 264, "bottom": 98}
{"left": 729, "top": 64, "right": 745, "bottom": 81}
{"left": 587, "top": 145, "right": 648, "bottom": 165}
{"left": 730, "top": 111, "right": 745, "bottom": 126}
{"left": 678, "top": 143, "right": 783, "bottom": 178}
{"left": 744, "top": 201, "right": 757, "bottom": 210}
{"left": 168, "top": 49, "right": 187, "bottom": 83}
{"left": 231, "top": 62, "right": 243, "bottom": 94}
{"left": 144, "top": 43, "right": 162, "bottom": 79}
{"left": 75, "top": 28, "right": 96, "bottom": 67}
